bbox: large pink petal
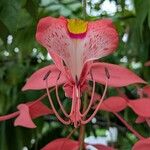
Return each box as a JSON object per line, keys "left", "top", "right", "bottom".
{"left": 88, "top": 62, "right": 146, "bottom": 87}
{"left": 128, "top": 98, "right": 150, "bottom": 117}
{"left": 99, "top": 96, "right": 127, "bottom": 112}
{"left": 22, "top": 64, "right": 66, "bottom": 91}
{"left": 143, "top": 86, "right": 150, "bottom": 97}
{"left": 41, "top": 138, "right": 79, "bottom": 150}
{"left": 83, "top": 20, "right": 119, "bottom": 62}
{"left": 132, "top": 138, "right": 150, "bottom": 150}
{"left": 48, "top": 51, "right": 65, "bottom": 72}
{"left": 36, "top": 17, "right": 74, "bottom": 73}
{"left": 14, "top": 104, "right": 36, "bottom": 128}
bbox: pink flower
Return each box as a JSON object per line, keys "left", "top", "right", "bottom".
{"left": 21, "top": 17, "right": 145, "bottom": 128}
{"left": 0, "top": 17, "right": 145, "bottom": 128}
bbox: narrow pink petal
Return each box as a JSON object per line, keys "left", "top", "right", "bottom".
{"left": 135, "top": 116, "right": 146, "bottom": 123}
{"left": 41, "top": 138, "right": 79, "bottom": 150}
{"left": 28, "top": 101, "right": 54, "bottom": 119}
{"left": 132, "top": 138, "right": 150, "bottom": 150}
{"left": 143, "top": 86, "right": 150, "bottom": 97}
{"left": 99, "top": 96, "right": 127, "bottom": 112}
{"left": 128, "top": 98, "right": 150, "bottom": 117}
{"left": 83, "top": 19, "right": 119, "bottom": 63}
{"left": 0, "top": 112, "right": 19, "bottom": 121}
{"left": 88, "top": 63, "right": 146, "bottom": 87}
{"left": 22, "top": 64, "right": 66, "bottom": 91}
{"left": 14, "top": 104, "right": 36, "bottom": 128}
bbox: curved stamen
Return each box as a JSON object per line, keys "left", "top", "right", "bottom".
{"left": 80, "top": 79, "right": 96, "bottom": 117}
{"left": 81, "top": 79, "right": 108, "bottom": 124}
{"left": 55, "top": 81, "right": 70, "bottom": 118}
{"left": 45, "top": 79, "right": 70, "bottom": 125}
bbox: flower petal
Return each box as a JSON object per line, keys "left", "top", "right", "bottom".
{"left": 83, "top": 19, "right": 119, "bottom": 62}
{"left": 99, "top": 96, "right": 127, "bottom": 112}
{"left": 128, "top": 98, "right": 150, "bottom": 117}
{"left": 132, "top": 138, "right": 150, "bottom": 150}
{"left": 22, "top": 64, "right": 66, "bottom": 91}
{"left": 14, "top": 104, "right": 36, "bottom": 128}
{"left": 88, "top": 63, "right": 146, "bottom": 87}
{"left": 41, "top": 138, "right": 79, "bottom": 150}
{"left": 36, "top": 17, "right": 74, "bottom": 73}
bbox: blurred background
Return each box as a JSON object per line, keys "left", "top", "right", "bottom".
{"left": 0, "top": 0, "right": 150, "bottom": 149}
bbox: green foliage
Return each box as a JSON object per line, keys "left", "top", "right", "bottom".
{"left": 0, "top": 0, "right": 150, "bottom": 150}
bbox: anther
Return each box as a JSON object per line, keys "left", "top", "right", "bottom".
{"left": 75, "top": 75, "right": 79, "bottom": 86}
{"left": 43, "top": 70, "right": 51, "bottom": 80}
{"left": 57, "top": 71, "right": 61, "bottom": 81}
{"left": 105, "top": 67, "right": 110, "bottom": 79}
{"left": 90, "top": 69, "right": 94, "bottom": 80}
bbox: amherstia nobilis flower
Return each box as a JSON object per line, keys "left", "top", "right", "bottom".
{"left": 0, "top": 17, "right": 146, "bottom": 129}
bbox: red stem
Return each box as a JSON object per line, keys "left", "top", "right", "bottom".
{"left": 114, "top": 112, "right": 145, "bottom": 140}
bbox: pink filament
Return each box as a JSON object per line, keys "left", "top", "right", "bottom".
{"left": 81, "top": 79, "right": 108, "bottom": 124}
{"left": 69, "top": 85, "right": 81, "bottom": 128}
{"left": 45, "top": 71, "right": 108, "bottom": 127}
{"left": 80, "top": 79, "right": 96, "bottom": 117}
{"left": 55, "top": 82, "right": 70, "bottom": 117}
{"left": 45, "top": 78, "right": 70, "bottom": 125}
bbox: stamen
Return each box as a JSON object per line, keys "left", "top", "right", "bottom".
{"left": 81, "top": 78, "right": 108, "bottom": 124}
{"left": 55, "top": 81, "right": 69, "bottom": 118}
{"left": 69, "top": 85, "right": 81, "bottom": 128}
{"left": 80, "top": 79, "right": 96, "bottom": 117}
{"left": 45, "top": 79, "right": 70, "bottom": 125}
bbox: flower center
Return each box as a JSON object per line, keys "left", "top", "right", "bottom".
{"left": 67, "top": 19, "right": 88, "bottom": 38}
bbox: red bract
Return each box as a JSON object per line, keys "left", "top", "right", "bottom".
{"left": 128, "top": 98, "right": 150, "bottom": 127}
{"left": 42, "top": 138, "right": 114, "bottom": 150}
{"left": 0, "top": 95, "right": 53, "bottom": 128}
{"left": 132, "top": 138, "right": 150, "bottom": 150}
{"left": 128, "top": 98, "right": 150, "bottom": 117}
{"left": 99, "top": 96, "right": 127, "bottom": 112}
{"left": 20, "top": 16, "right": 145, "bottom": 128}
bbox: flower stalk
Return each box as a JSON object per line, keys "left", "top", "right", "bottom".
{"left": 79, "top": 92, "right": 88, "bottom": 150}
